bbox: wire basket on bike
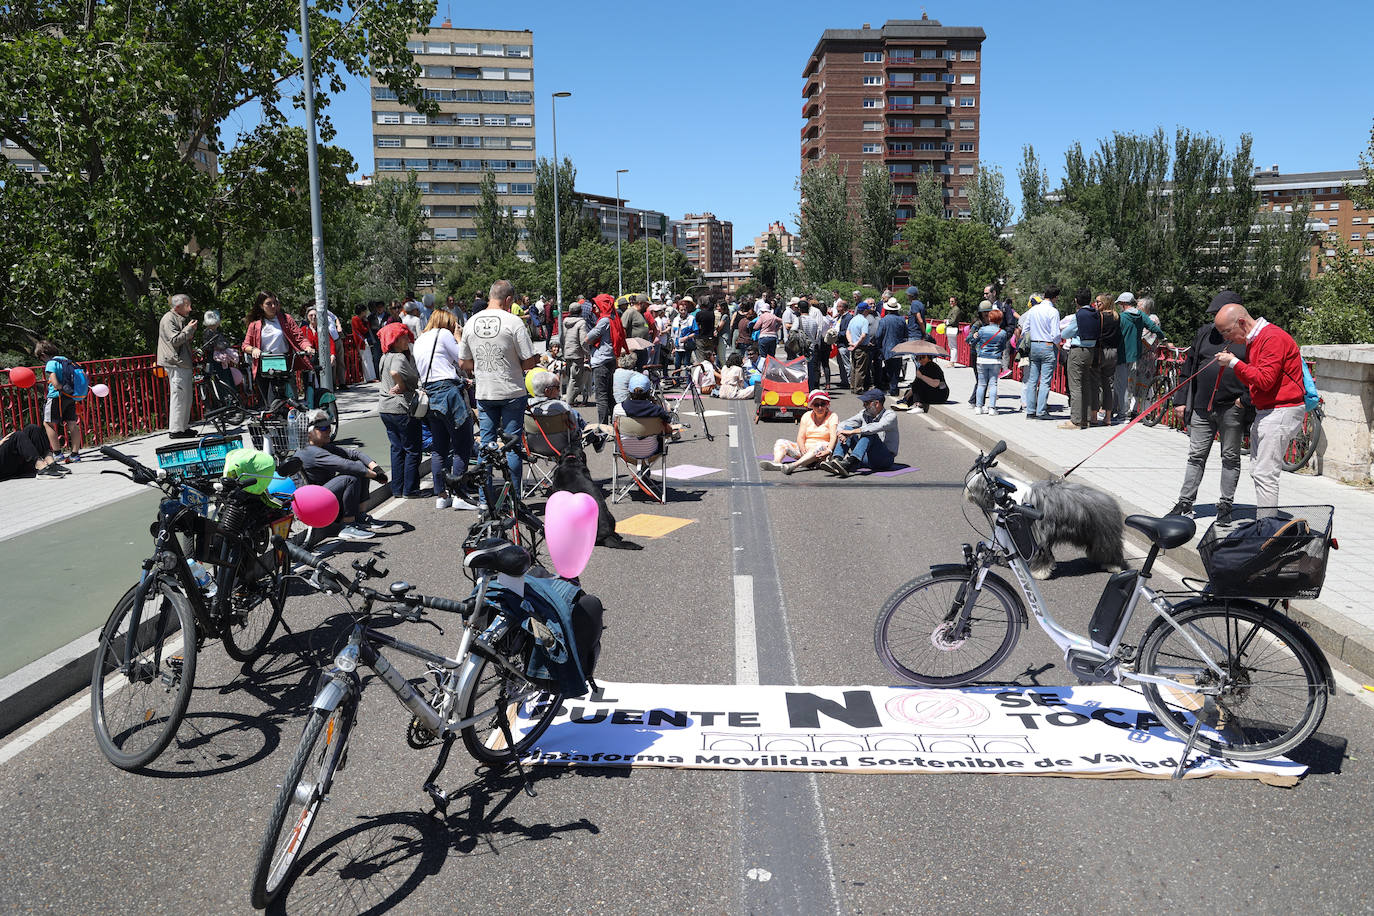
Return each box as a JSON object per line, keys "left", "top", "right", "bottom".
{"left": 1198, "top": 505, "right": 1334, "bottom": 599}
{"left": 248, "top": 410, "right": 309, "bottom": 463}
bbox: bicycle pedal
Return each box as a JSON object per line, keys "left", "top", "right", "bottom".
{"left": 423, "top": 782, "right": 451, "bottom": 814}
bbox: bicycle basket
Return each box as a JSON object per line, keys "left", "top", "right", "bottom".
{"left": 248, "top": 411, "right": 308, "bottom": 461}
{"left": 1198, "top": 505, "right": 1333, "bottom": 599}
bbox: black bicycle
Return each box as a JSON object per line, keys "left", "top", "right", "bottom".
{"left": 90, "top": 446, "right": 297, "bottom": 770}
{"left": 456, "top": 437, "right": 546, "bottom": 573}
{"left": 193, "top": 350, "right": 250, "bottom": 434}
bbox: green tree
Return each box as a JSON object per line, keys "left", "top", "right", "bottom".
{"left": 1017, "top": 144, "right": 1050, "bottom": 220}
{"left": 0, "top": 0, "right": 436, "bottom": 358}
{"left": 967, "top": 164, "right": 1013, "bottom": 236}
{"left": 857, "top": 164, "right": 900, "bottom": 289}
{"left": 528, "top": 156, "right": 598, "bottom": 264}
{"left": 1298, "top": 243, "right": 1374, "bottom": 345}
{"left": 752, "top": 234, "right": 800, "bottom": 294}
{"left": 914, "top": 171, "right": 945, "bottom": 219}
{"left": 1350, "top": 117, "right": 1374, "bottom": 212}
{"left": 796, "top": 156, "right": 852, "bottom": 284}
{"left": 474, "top": 171, "right": 520, "bottom": 265}
{"left": 1009, "top": 210, "right": 1123, "bottom": 300}
{"left": 900, "top": 215, "right": 1009, "bottom": 308}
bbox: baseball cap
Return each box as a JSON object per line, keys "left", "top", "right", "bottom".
{"left": 1115, "top": 292, "right": 1136, "bottom": 305}
{"left": 306, "top": 408, "right": 332, "bottom": 428}
{"left": 788, "top": 296, "right": 801, "bottom": 306}
{"left": 1209, "top": 290, "right": 1242, "bottom": 315}
{"left": 858, "top": 388, "right": 886, "bottom": 403}
{"left": 806, "top": 390, "right": 831, "bottom": 404}
{"left": 978, "top": 299, "right": 994, "bottom": 312}
{"left": 628, "top": 373, "right": 653, "bottom": 395}
{"left": 855, "top": 303, "right": 871, "bottom": 313}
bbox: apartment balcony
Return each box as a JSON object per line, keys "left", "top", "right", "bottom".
{"left": 801, "top": 122, "right": 819, "bottom": 140}
{"left": 885, "top": 148, "right": 949, "bottom": 162}
{"left": 803, "top": 97, "right": 819, "bottom": 118}
{"left": 887, "top": 55, "right": 948, "bottom": 71}
{"left": 886, "top": 124, "right": 950, "bottom": 137}
{"left": 802, "top": 77, "right": 819, "bottom": 99}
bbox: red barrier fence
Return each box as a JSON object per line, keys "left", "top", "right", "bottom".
{"left": 1, "top": 338, "right": 367, "bottom": 448}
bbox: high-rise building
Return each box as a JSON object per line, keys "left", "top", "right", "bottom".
{"left": 1254, "top": 166, "right": 1372, "bottom": 275}
{"left": 735, "top": 220, "right": 802, "bottom": 271}
{"left": 579, "top": 192, "right": 670, "bottom": 247}
{"left": 802, "top": 16, "right": 985, "bottom": 221}
{"left": 674, "top": 212, "right": 733, "bottom": 274}
{"left": 371, "top": 23, "right": 535, "bottom": 285}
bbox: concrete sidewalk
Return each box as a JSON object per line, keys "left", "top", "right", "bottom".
{"left": 926, "top": 358, "right": 1374, "bottom": 678}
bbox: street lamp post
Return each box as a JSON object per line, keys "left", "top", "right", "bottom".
{"left": 644, "top": 213, "right": 651, "bottom": 302}
{"left": 615, "top": 169, "right": 628, "bottom": 299}
{"left": 299, "top": 0, "right": 332, "bottom": 391}
{"left": 551, "top": 91, "right": 571, "bottom": 322}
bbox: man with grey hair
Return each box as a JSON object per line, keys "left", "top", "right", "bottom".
{"left": 457, "top": 278, "right": 539, "bottom": 490}
{"left": 158, "top": 292, "right": 198, "bottom": 439}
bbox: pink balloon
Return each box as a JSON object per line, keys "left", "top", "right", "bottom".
{"left": 90, "top": 383, "right": 110, "bottom": 398}
{"left": 544, "top": 490, "right": 598, "bottom": 579}
{"left": 8, "top": 367, "right": 36, "bottom": 389}
{"left": 292, "top": 484, "right": 340, "bottom": 529}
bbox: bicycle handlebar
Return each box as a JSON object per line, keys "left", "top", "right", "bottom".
{"left": 100, "top": 445, "right": 154, "bottom": 479}
{"left": 281, "top": 539, "right": 470, "bottom": 615}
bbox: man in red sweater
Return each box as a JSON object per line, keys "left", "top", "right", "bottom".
{"left": 1213, "top": 295, "right": 1306, "bottom": 510}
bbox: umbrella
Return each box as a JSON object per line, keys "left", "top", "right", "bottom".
{"left": 891, "top": 340, "right": 946, "bottom": 358}
{"left": 624, "top": 336, "right": 653, "bottom": 352}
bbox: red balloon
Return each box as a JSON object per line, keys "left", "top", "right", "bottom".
{"left": 292, "top": 484, "right": 340, "bottom": 529}
{"left": 8, "top": 367, "right": 36, "bottom": 389}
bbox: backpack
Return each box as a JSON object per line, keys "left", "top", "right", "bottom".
{"left": 50, "top": 356, "right": 88, "bottom": 399}
{"left": 1299, "top": 360, "right": 1321, "bottom": 412}
{"left": 516, "top": 574, "right": 604, "bottom": 699}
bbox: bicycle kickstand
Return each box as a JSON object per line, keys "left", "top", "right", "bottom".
{"left": 1171, "top": 708, "right": 1207, "bottom": 780}
{"left": 495, "top": 700, "right": 537, "bottom": 799}
{"left": 423, "top": 733, "right": 458, "bottom": 815}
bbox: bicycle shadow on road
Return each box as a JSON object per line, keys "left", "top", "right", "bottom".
{"left": 136, "top": 711, "right": 281, "bottom": 779}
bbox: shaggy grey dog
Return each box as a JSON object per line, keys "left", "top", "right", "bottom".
{"left": 964, "top": 470, "right": 1126, "bottom": 579}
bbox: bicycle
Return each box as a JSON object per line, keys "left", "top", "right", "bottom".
{"left": 873, "top": 440, "right": 1333, "bottom": 772}
{"left": 1138, "top": 359, "right": 1180, "bottom": 428}
{"left": 90, "top": 446, "right": 296, "bottom": 770}
{"left": 1281, "top": 399, "right": 1324, "bottom": 474}
{"left": 193, "top": 350, "right": 249, "bottom": 434}
{"left": 250, "top": 538, "right": 568, "bottom": 908}
{"left": 455, "top": 437, "right": 546, "bottom": 572}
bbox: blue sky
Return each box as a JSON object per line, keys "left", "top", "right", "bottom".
{"left": 323, "top": 0, "right": 1374, "bottom": 244}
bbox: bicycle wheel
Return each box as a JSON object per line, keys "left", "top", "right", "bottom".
{"left": 1138, "top": 372, "right": 1174, "bottom": 428}
{"left": 90, "top": 579, "right": 198, "bottom": 770}
{"left": 250, "top": 702, "right": 354, "bottom": 909}
{"left": 874, "top": 569, "right": 1022, "bottom": 687}
{"left": 220, "top": 548, "right": 287, "bottom": 663}
{"left": 459, "top": 624, "right": 563, "bottom": 765}
{"left": 1281, "top": 409, "right": 1321, "bottom": 473}
{"left": 1137, "top": 603, "right": 1327, "bottom": 760}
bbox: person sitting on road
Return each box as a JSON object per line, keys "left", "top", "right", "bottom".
{"left": 894, "top": 354, "right": 949, "bottom": 412}
{"left": 742, "top": 345, "right": 765, "bottom": 387}
{"left": 691, "top": 352, "right": 718, "bottom": 396}
{"left": 0, "top": 424, "right": 65, "bottom": 480}
{"left": 823, "top": 388, "right": 900, "bottom": 477}
{"left": 759, "top": 390, "right": 839, "bottom": 475}
{"left": 612, "top": 373, "right": 673, "bottom": 436}
{"left": 716, "top": 352, "right": 755, "bottom": 400}
{"left": 293, "top": 408, "right": 387, "bottom": 541}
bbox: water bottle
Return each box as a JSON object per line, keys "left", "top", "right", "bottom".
{"left": 187, "top": 559, "right": 217, "bottom": 598}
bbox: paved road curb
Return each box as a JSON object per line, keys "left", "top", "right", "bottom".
{"left": 929, "top": 402, "right": 1374, "bottom": 682}
{"left": 0, "top": 482, "right": 397, "bottom": 740}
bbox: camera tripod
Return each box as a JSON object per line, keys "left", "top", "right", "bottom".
{"left": 650, "top": 362, "right": 714, "bottom": 442}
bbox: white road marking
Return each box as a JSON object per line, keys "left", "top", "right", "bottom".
{"left": 369, "top": 496, "right": 405, "bottom": 518}
{"left": 734, "top": 574, "right": 759, "bottom": 686}
{"left": 728, "top": 424, "right": 738, "bottom": 447}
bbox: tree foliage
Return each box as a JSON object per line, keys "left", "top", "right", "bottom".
{"left": 914, "top": 171, "right": 945, "bottom": 219}
{"left": 797, "top": 156, "right": 853, "bottom": 284}
{"left": 752, "top": 235, "right": 800, "bottom": 295}
{"left": 1009, "top": 210, "right": 1123, "bottom": 300}
{"left": 967, "top": 164, "right": 1013, "bottom": 236}
{"left": 474, "top": 171, "right": 520, "bottom": 266}
{"left": 857, "top": 164, "right": 900, "bottom": 289}
{"left": 1017, "top": 144, "right": 1049, "bottom": 220}
{"left": 899, "top": 216, "right": 1009, "bottom": 309}
{"left": 0, "top": 0, "right": 437, "bottom": 359}
{"left": 1299, "top": 244, "right": 1374, "bottom": 345}
{"left": 528, "top": 156, "right": 599, "bottom": 264}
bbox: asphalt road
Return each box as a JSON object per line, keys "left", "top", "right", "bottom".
{"left": 1, "top": 396, "right": 1371, "bottom": 915}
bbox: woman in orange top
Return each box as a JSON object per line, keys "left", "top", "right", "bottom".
{"left": 759, "top": 390, "right": 839, "bottom": 475}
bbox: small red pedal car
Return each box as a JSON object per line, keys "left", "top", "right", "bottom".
{"left": 754, "top": 356, "right": 809, "bottom": 422}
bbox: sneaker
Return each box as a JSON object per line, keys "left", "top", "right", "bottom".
{"left": 337, "top": 524, "right": 376, "bottom": 541}
{"left": 450, "top": 496, "right": 481, "bottom": 511}
{"left": 1215, "top": 502, "right": 1233, "bottom": 526}
{"left": 435, "top": 496, "right": 453, "bottom": 509}
{"left": 832, "top": 458, "right": 854, "bottom": 479}
{"left": 1057, "top": 421, "right": 1081, "bottom": 430}
{"left": 36, "top": 464, "right": 68, "bottom": 478}
{"left": 781, "top": 462, "right": 797, "bottom": 475}
{"left": 1167, "top": 499, "right": 1194, "bottom": 518}
{"left": 64, "top": 452, "right": 83, "bottom": 463}
{"left": 758, "top": 460, "right": 783, "bottom": 472}
{"left": 167, "top": 429, "right": 197, "bottom": 440}
{"left": 354, "top": 513, "right": 382, "bottom": 529}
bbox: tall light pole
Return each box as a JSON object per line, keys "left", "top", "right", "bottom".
{"left": 299, "top": 0, "right": 332, "bottom": 390}
{"left": 615, "top": 168, "right": 628, "bottom": 299}
{"left": 644, "top": 212, "right": 651, "bottom": 301}
{"left": 550, "top": 91, "right": 571, "bottom": 322}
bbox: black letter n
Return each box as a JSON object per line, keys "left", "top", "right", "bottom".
{"left": 785, "top": 690, "right": 880, "bottom": 729}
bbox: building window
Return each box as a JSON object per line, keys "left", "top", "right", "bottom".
{"left": 483, "top": 136, "right": 509, "bottom": 149}
{"left": 959, "top": 164, "right": 975, "bottom": 175}
{"left": 1328, "top": 200, "right": 1340, "bottom": 210}
{"left": 890, "top": 48, "right": 914, "bottom": 60}
{"left": 959, "top": 119, "right": 975, "bottom": 130}
{"left": 1328, "top": 217, "right": 1338, "bottom": 225}
{"left": 403, "top": 113, "right": 427, "bottom": 125}
{"left": 432, "top": 136, "right": 454, "bottom": 148}
{"left": 372, "top": 87, "right": 398, "bottom": 101}
{"left": 958, "top": 187, "right": 969, "bottom": 197}
{"left": 959, "top": 142, "right": 975, "bottom": 152}
{"left": 377, "top": 137, "right": 401, "bottom": 148}
{"left": 918, "top": 141, "right": 936, "bottom": 150}
{"left": 377, "top": 158, "right": 402, "bottom": 171}
{"left": 509, "top": 138, "right": 533, "bottom": 150}
{"left": 863, "top": 97, "right": 880, "bottom": 108}
{"left": 453, "top": 42, "right": 477, "bottom": 55}
{"left": 944, "top": 49, "right": 957, "bottom": 60}
{"left": 959, "top": 97, "right": 976, "bottom": 107}
{"left": 863, "top": 120, "right": 883, "bottom": 131}
{"left": 863, "top": 143, "right": 881, "bottom": 154}
{"left": 510, "top": 115, "right": 533, "bottom": 127}
{"left": 863, "top": 75, "right": 883, "bottom": 85}
{"left": 919, "top": 118, "right": 936, "bottom": 127}
{"left": 942, "top": 73, "right": 956, "bottom": 83}
{"left": 921, "top": 49, "right": 937, "bottom": 59}
{"left": 960, "top": 74, "right": 976, "bottom": 84}
{"left": 961, "top": 49, "right": 979, "bottom": 60}
{"left": 941, "top": 165, "right": 954, "bottom": 175}
{"left": 404, "top": 158, "right": 428, "bottom": 170}
{"left": 1353, "top": 233, "right": 1363, "bottom": 241}
{"left": 920, "top": 72, "right": 937, "bottom": 82}
{"left": 480, "top": 43, "right": 504, "bottom": 57}
{"left": 505, "top": 68, "right": 531, "bottom": 80}
{"left": 480, "top": 67, "right": 506, "bottom": 80}
{"left": 377, "top": 112, "right": 400, "bottom": 124}
{"left": 456, "top": 114, "right": 480, "bottom": 126}
{"left": 941, "top": 142, "right": 955, "bottom": 151}
{"left": 863, "top": 51, "right": 883, "bottom": 62}
{"left": 506, "top": 45, "right": 531, "bottom": 58}
{"left": 483, "top": 114, "right": 507, "bottom": 126}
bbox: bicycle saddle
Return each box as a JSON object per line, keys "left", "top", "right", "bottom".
{"left": 464, "top": 537, "right": 533, "bottom": 577}
{"left": 1125, "top": 514, "right": 1196, "bottom": 550}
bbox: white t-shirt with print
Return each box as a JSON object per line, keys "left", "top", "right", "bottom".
{"left": 457, "top": 308, "right": 535, "bottom": 401}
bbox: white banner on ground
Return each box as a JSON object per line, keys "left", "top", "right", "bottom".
{"left": 517, "top": 683, "right": 1304, "bottom": 786}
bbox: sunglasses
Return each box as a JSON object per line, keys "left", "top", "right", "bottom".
{"left": 312, "top": 423, "right": 331, "bottom": 431}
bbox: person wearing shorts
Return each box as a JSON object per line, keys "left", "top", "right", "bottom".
{"left": 758, "top": 390, "right": 838, "bottom": 475}
{"left": 35, "top": 340, "right": 83, "bottom": 460}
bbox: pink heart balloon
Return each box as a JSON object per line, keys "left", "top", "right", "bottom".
{"left": 544, "top": 490, "right": 598, "bottom": 579}
{"left": 292, "top": 484, "right": 340, "bottom": 529}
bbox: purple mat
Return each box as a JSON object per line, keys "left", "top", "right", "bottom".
{"left": 757, "top": 454, "right": 918, "bottom": 478}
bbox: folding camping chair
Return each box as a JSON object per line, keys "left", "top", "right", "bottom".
{"left": 611, "top": 414, "right": 668, "bottom": 504}
{"left": 522, "top": 409, "right": 577, "bottom": 499}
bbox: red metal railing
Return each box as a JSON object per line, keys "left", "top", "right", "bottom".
{"left": 2, "top": 336, "right": 367, "bottom": 448}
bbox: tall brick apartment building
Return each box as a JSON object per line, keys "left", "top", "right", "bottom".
{"left": 802, "top": 16, "right": 985, "bottom": 220}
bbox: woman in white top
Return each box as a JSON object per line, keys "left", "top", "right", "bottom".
{"left": 414, "top": 310, "right": 476, "bottom": 510}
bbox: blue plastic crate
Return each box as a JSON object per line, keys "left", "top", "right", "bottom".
{"left": 156, "top": 433, "right": 245, "bottom": 477}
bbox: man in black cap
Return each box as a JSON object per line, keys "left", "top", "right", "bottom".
{"left": 823, "top": 389, "right": 899, "bottom": 477}
{"left": 1167, "top": 290, "right": 1248, "bottom": 524}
